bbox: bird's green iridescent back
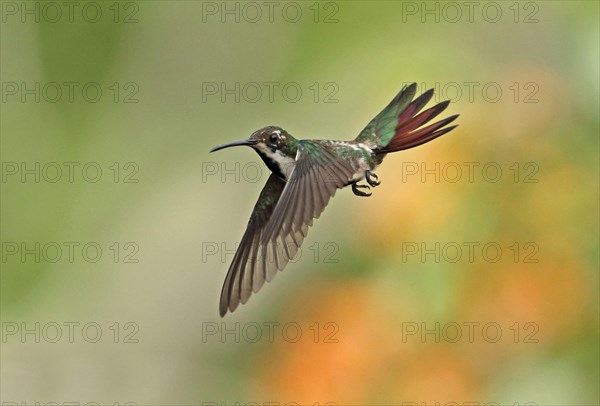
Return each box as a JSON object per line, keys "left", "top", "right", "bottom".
{"left": 300, "top": 139, "right": 376, "bottom": 169}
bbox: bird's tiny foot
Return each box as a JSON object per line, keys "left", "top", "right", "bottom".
{"left": 352, "top": 182, "right": 372, "bottom": 197}
{"left": 365, "top": 170, "right": 381, "bottom": 187}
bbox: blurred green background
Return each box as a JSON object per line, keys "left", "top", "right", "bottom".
{"left": 1, "top": 1, "right": 598, "bottom": 405}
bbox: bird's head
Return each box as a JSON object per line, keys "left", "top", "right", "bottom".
{"left": 210, "top": 126, "right": 298, "bottom": 159}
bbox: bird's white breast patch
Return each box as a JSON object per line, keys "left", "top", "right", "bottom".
{"left": 255, "top": 143, "right": 296, "bottom": 180}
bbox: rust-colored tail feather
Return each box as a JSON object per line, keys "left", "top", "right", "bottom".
{"left": 376, "top": 97, "right": 458, "bottom": 154}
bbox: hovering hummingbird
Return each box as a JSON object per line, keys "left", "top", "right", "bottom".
{"left": 210, "top": 83, "right": 458, "bottom": 316}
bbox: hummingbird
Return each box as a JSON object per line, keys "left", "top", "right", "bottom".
{"left": 210, "top": 83, "right": 459, "bottom": 316}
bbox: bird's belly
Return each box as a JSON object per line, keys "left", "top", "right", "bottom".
{"left": 350, "top": 157, "right": 379, "bottom": 182}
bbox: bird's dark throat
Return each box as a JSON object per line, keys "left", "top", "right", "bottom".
{"left": 254, "top": 149, "right": 286, "bottom": 180}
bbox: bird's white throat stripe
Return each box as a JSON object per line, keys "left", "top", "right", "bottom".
{"left": 255, "top": 143, "right": 296, "bottom": 179}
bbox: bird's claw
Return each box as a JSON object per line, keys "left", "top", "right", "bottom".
{"left": 365, "top": 170, "right": 381, "bottom": 187}
{"left": 352, "top": 182, "right": 372, "bottom": 197}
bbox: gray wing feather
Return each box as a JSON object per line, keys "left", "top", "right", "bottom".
{"left": 262, "top": 141, "right": 356, "bottom": 244}
{"left": 219, "top": 174, "right": 285, "bottom": 316}
{"left": 220, "top": 141, "right": 357, "bottom": 316}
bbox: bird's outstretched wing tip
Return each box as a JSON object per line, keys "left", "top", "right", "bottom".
{"left": 219, "top": 291, "right": 232, "bottom": 317}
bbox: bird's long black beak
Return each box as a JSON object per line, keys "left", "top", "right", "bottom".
{"left": 209, "top": 139, "right": 257, "bottom": 153}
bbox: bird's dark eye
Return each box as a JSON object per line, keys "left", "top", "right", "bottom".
{"left": 270, "top": 133, "right": 278, "bottom": 143}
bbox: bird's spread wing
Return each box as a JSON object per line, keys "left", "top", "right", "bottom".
{"left": 219, "top": 141, "right": 356, "bottom": 316}
{"left": 219, "top": 173, "right": 286, "bottom": 316}
{"left": 261, "top": 141, "right": 357, "bottom": 245}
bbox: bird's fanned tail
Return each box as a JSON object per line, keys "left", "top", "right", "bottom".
{"left": 377, "top": 109, "right": 458, "bottom": 153}
{"left": 355, "top": 83, "right": 459, "bottom": 153}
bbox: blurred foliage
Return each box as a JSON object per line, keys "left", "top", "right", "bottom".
{"left": 1, "top": 1, "right": 598, "bottom": 405}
